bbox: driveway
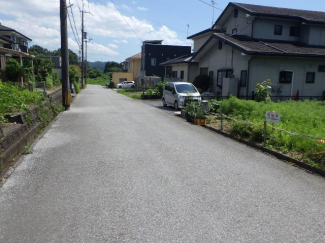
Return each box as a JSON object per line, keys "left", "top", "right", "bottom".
{"left": 0, "top": 85, "right": 324, "bottom": 242}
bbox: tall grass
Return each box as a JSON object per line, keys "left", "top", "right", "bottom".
{"left": 218, "top": 97, "right": 325, "bottom": 169}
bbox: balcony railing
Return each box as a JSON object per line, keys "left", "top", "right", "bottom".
{"left": 2, "top": 43, "right": 28, "bottom": 53}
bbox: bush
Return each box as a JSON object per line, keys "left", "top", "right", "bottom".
{"left": 0, "top": 81, "right": 44, "bottom": 115}
{"left": 45, "top": 75, "right": 54, "bottom": 89}
{"left": 4, "top": 58, "right": 23, "bottom": 82}
{"left": 193, "top": 74, "right": 211, "bottom": 92}
{"left": 184, "top": 102, "right": 206, "bottom": 118}
{"left": 52, "top": 71, "right": 61, "bottom": 87}
{"left": 254, "top": 79, "right": 272, "bottom": 102}
{"left": 154, "top": 81, "right": 168, "bottom": 97}
{"left": 73, "top": 81, "right": 80, "bottom": 93}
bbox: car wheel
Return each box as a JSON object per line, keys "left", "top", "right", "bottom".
{"left": 174, "top": 101, "right": 179, "bottom": 110}
{"left": 162, "top": 98, "right": 167, "bottom": 107}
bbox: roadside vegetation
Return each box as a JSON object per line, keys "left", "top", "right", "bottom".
{"left": 207, "top": 81, "right": 325, "bottom": 170}
{"left": 117, "top": 89, "right": 142, "bottom": 99}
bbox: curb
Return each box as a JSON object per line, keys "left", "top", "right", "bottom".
{"left": 202, "top": 125, "right": 325, "bottom": 178}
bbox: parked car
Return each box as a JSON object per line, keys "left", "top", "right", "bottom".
{"left": 116, "top": 81, "right": 135, "bottom": 89}
{"left": 162, "top": 82, "right": 201, "bottom": 110}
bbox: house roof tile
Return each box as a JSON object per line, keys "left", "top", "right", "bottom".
{"left": 213, "top": 33, "right": 325, "bottom": 58}
{"left": 126, "top": 52, "right": 141, "bottom": 60}
{"left": 160, "top": 53, "right": 197, "bottom": 66}
{"left": 0, "top": 24, "right": 32, "bottom": 41}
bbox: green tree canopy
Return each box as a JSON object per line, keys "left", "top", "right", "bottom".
{"left": 29, "top": 45, "right": 79, "bottom": 65}
{"left": 104, "top": 61, "right": 123, "bottom": 73}
{"left": 87, "top": 67, "right": 103, "bottom": 79}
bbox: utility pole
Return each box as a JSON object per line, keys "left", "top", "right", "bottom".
{"left": 81, "top": 10, "right": 85, "bottom": 89}
{"left": 60, "top": 0, "right": 71, "bottom": 110}
{"left": 85, "top": 35, "right": 92, "bottom": 86}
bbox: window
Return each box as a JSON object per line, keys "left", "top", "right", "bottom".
{"left": 274, "top": 25, "right": 283, "bottom": 35}
{"left": 209, "top": 71, "right": 214, "bottom": 85}
{"left": 151, "top": 58, "right": 156, "bottom": 66}
{"left": 318, "top": 65, "right": 325, "bottom": 72}
{"left": 172, "top": 71, "right": 177, "bottom": 78}
{"left": 290, "top": 26, "right": 300, "bottom": 37}
{"left": 218, "top": 41, "right": 223, "bottom": 50}
{"left": 217, "top": 69, "right": 233, "bottom": 87}
{"left": 279, "top": 71, "right": 293, "bottom": 83}
{"left": 240, "top": 70, "right": 247, "bottom": 87}
{"left": 232, "top": 28, "right": 237, "bottom": 35}
{"left": 234, "top": 9, "right": 238, "bottom": 18}
{"left": 306, "top": 72, "right": 315, "bottom": 83}
{"left": 180, "top": 71, "right": 184, "bottom": 80}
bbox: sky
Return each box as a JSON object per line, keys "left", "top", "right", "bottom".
{"left": 0, "top": 0, "right": 324, "bottom": 63}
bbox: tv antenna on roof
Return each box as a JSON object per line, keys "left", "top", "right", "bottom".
{"left": 211, "top": 0, "right": 215, "bottom": 26}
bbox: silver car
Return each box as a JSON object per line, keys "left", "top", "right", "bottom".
{"left": 162, "top": 82, "right": 201, "bottom": 110}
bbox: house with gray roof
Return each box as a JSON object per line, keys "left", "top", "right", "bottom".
{"left": 0, "top": 23, "right": 33, "bottom": 82}
{"left": 165, "top": 2, "right": 325, "bottom": 98}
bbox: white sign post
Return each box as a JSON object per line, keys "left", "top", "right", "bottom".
{"left": 264, "top": 112, "right": 281, "bottom": 147}
{"left": 265, "top": 112, "right": 281, "bottom": 123}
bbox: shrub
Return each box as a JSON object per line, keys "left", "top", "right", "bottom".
{"left": 4, "top": 58, "right": 23, "bottom": 81}
{"left": 193, "top": 74, "right": 211, "bottom": 92}
{"left": 184, "top": 102, "right": 206, "bottom": 118}
{"left": 154, "top": 81, "right": 168, "bottom": 97}
{"left": 254, "top": 79, "right": 272, "bottom": 102}
{"left": 45, "top": 75, "right": 54, "bottom": 89}
{"left": 52, "top": 71, "right": 61, "bottom": 87}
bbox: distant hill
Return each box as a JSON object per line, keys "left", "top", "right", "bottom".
{"left": 88, "top": 61, "right": 106, "bottom": 72}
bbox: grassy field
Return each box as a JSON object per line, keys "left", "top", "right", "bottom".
{"left": 87, "top": 73, "right": 110, "bottom": 86}
{"left": 117, "top": 89, "right": 142, "bottom": 99}
{"left": 208, "top": 97, "right": 325, "bottom": 170}
{"left": 0, "top": 82, "right": 44, "bottom": 119}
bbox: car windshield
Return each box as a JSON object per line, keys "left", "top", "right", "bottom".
{"left": 175, "top": 84, "right": 197, "bottom": 93}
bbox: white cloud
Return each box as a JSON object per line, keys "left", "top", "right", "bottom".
{"left": 132, "top": 1, "right": 137, "bottom": 4}
{"left": 137, "top": 7, "right": 148, "bottom": 11}
{"left": 120, "top": 4, "right": 131, "bottom": 11}
{"left": 0, "top": 0, "right": 188, "bottom": 61}
{"left": 108, "top": 44, "right": 118, "bottom": 49}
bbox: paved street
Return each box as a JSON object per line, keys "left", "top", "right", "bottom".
{"left": 1, "top": 85, "right": 325, "bottom": 242}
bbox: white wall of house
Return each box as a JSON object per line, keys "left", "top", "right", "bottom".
{"left": 188, "top": 63, "right": 199, "bottom": 83}
{"left": 198, "top": 42, "right": 250, "bottom": 93}
{"left": 308, "top": 25, "right": 325, "bottom": 46}
{"left": 222, "top": 9, "right": 254, "bottom": 36}
{"left": 250, "top": 57, "right": 325, "bottom": 97}
{"left": 192, "top": 33, "right": 214, "bottom": 52}
{"left": 171, "top": 63, "right": 188, "bottom": 81}
{"left": 253, "top": 18, "right": 300, "bottom": 41}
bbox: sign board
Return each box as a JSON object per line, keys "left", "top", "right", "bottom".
{"left": 266, "top": 111, "right": 280, "bottom": 123}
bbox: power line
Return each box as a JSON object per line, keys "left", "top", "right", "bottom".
{"left": 110, "top": 0, "right": 143, "bottom": 42}
{"left": 198, "top": 0, "right": 223, "bottom": 11}
{"left": 69, "top": 0, "right": 81, "bottom": 45}
{"left": 67, "top": 9, "right": 81, "bottom": 47}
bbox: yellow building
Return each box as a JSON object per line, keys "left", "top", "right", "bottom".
{"left": 122, "top": 52, "right": 141, "bottom": 80}
{"left": 112, "top": 72, "right": 134, "bottom": 85}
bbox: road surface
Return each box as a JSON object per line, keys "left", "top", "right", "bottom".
{"left": 1, "top": 85, "right": 325, "bottom": 242}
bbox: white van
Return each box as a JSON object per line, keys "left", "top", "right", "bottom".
{"left": 162, "top": 82, "right": 201, "bottom": 110}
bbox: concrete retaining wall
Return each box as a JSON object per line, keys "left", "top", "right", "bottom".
{"left": 0, "top": 89, "right": 63, "bottom": 172}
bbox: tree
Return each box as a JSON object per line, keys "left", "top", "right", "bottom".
{"left": 33, "top": 57, "right": 53, "bottom": 83}
{"left": 107, "top": 66, "right": 122, "bottom": 73}
{"left": 104, "top": 61, "right": 123, "bottom": 73}
{"left": 87, "top": 67, "right": 103, "bottom": 79}
{"left": 193, "top": 74, "right": 211, "bottom": 92}
{"left": 29, "top": 45, "right": 51, "bottom": 56}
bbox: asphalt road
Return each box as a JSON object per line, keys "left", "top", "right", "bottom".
{"left": 1, "top": 85, "right": 325, "bottom": 243}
